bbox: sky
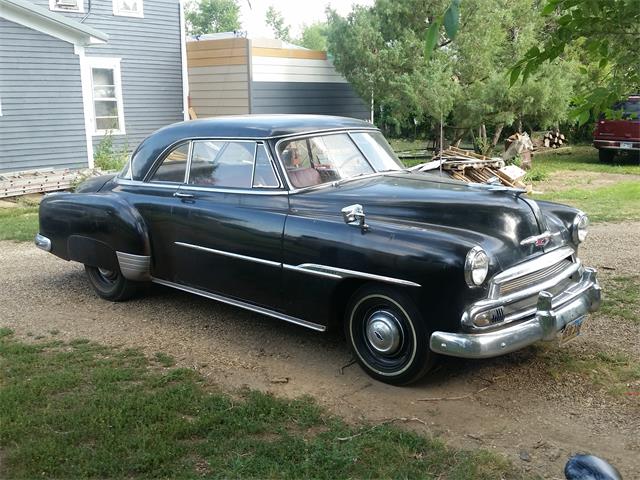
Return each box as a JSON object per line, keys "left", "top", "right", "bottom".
{"left": 238, "top": 0, "right": 375, "bottom": 38}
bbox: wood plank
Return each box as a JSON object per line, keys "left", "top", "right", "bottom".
{"left": 252, "top": 47, "right": 326, "bottom": 60}
{"left": 187, "top": 47, "right": 248, "bottom": 60}
{"left": 187, "top": 38, "right": 248, "bottom": 51}
{"left": 187, "top": 56, "right": 247, "bottom": 67}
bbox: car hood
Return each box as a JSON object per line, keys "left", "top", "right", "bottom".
{"left": 290, "top": 172, "right": 567, "bottom": 268}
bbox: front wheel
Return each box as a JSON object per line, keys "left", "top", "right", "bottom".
{"left": 84, "top": 265, "right": 139, "bottom": 302}
{"left": 344, "top": 285, "right": 435, "bottom": 385}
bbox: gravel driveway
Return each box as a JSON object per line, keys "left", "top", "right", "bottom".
{"left": 1, "top": 222, "right": 639, "bottom": 479}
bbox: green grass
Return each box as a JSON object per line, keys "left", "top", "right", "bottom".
{"left": 600, "top": 275, "right": 640, "bottom": 324}
{"left": 533, "top": 145, "right": 640, "bottom": 175}
{"left": 535, "top": 181, "right": 640, "bottom": 222}
{"left": 0, "top": 206, "right": 39, "bottom": 242}
{"left": 537, "top": 345, "right": 640, "bottom": 397}
{"left": 0, "top": 330, "right": 523, "bottom": 479}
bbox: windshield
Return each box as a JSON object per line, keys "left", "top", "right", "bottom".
{"left": 278, "top": 131, "right": 404, "bottom": 189}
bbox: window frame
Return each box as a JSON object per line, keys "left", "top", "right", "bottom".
{"left": 275, "top": 130, "right": 379, "bottom": 191}
{"left": 143, "top": 139, "right": 284, "bottom": 192}
{"left": 87, "top": 57, "right": 126, "bottom": 136}
{"left": 49, "top": 0, "right": 84, "bottom": 13}
{"left": 112, "top": 0, "right": 144, "bottom": 18}
{"left": 147, "top": 141, "right": 192, "bottom": 185}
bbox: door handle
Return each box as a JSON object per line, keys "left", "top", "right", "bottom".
{"left": 173, "top": 191, "right": 194, "bottom": 199}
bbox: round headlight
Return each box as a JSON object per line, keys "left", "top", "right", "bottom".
{"left": 465, "top": 247, "right": 489, "bottom": 287}
{"left": 572, "top": 212, "right": 589, "bottom": 243}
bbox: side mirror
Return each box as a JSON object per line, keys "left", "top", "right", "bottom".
{"left": 341, "top": 204, "right": 368, "bottom": 232}
{"left": 565, "top": 454, "right": 622, "bottom": 480}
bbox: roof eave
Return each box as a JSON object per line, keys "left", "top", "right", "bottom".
{"left": 0, "top": 0, "right": 108, "bottom": 46}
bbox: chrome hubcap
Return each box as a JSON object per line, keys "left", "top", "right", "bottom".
{"left": 365, "top": 310, "right": 402, "bottom": 355}
{"left": 97, "top": 268, "right": 117, "bottom": 282}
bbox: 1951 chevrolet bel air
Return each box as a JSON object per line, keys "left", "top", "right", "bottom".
{"left": 36, "top": 115, "right": 601, "bottom": 385}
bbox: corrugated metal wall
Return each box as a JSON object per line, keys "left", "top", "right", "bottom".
{"left": 31, "top": 0, "right": 185, "bottom": 151}
{"left": 187, "top": 38, "right": 250, "bottom": 117}
{"left": 0, "top": 18, "right": 88, "bottom": 173}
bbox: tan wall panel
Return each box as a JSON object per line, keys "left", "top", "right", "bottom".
{"left": 187, "top": 47, "right": 248, "bottom": 60}
{"left": 190, "top": 87, "right": 249, "bottom": 98}
{"left": 188, "top": 64, "right": 248, "bottom": 76}
{"left": 196, "top": 107, "right": 251, "bottom": 116}
{"left": 189, "top": 81, "right": 249, "bottom": 92}
{"left": 187, "top": 38, "right": 248, "bottom": 51}
{"left": 251, "top": 47, "right": 326, "bottom": 60}
{"left": 189, "top": 74, "right": 249, "bottom": 86}
{"left": 187, "top": 56, "right": 247, "bottom": 67}
{"left": 190, "top": 98, "right": 249, "bottom": 108}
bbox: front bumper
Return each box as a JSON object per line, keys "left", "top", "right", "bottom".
{"left": 429, "top": 267, "right": 601, "bottom": 359}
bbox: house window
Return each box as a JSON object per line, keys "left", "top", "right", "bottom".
{"left": 113, "top": 0, "right": 143, "bottom": 18}
{"left": 87, "top": 58, "right": 125, "bottom": 135}
{"left": 49, "top": 0, "right": 84, "bottom": 13}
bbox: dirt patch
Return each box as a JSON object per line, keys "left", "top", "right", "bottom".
{"left": 535, "top": 170, "right": 640, "bottom": 193}
{"left": 1, "top": 223, "right": 639, "bottom": 479}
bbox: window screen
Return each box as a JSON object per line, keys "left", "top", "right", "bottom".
{"left": 149, "top": 143, "right": 189, "bottom": 183}
{"left": 188, "top": 141, "right": 256, "bottom": 188}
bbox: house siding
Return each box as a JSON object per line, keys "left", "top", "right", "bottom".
{"left": 0, "top": 18, "right": 88, "bottom": 173}
{"left": 31, "top": 0, "right": 185, "bottom": 151}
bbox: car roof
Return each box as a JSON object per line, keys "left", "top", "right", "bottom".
{"left": 128, "top": 115, "right": 376, "bottom": 181}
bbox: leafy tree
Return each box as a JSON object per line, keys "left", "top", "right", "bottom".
{"left": 299, "top": 22, "right": 328, "bottom": 51}
{"left": 327, "top": 0, "right": 577, "bottom": 146}
{"left": 265, "top": 6, "right": 291, "bottom": 42}
{"left": 186, "top": 0, "right": 241, "bottom": 36}
{"left": 511, "top": 0, "right": 640, "bottom": 123}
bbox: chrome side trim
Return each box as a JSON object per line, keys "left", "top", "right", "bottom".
{"left": 151, "top": 278, "right": 327, "bottom": 332}
{"left": 174, "top": 242, "right": 421, "bottom": 287}
{"left": 174, "top": 241, "right": 281, "bottom": 267}
{"left": 34, "top": 233, "right": 51, "bottom": 252}
{"left": 116, "top": 252, "right": 151, "bottom": 281}
{"left": 116, "top": 178, "right": 289, "bottom": 196}
{"left": 287, "top": 263, "right": 421, "bottom": 287}
{"left": 488, "top": 246, "right": 575, "bottom": 299}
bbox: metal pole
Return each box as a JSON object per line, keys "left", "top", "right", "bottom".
{"left": 439, "top": 109, "right": 444, "bottom": 175}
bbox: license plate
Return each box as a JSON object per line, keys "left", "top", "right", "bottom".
{"left": 560, "top": 316, "right": 585, "bottom": 345}
{"left": 620, "top": 142, "right": 632, "bottom": 149}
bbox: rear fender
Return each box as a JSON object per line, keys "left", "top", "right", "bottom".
{"left": 39, "top": 192, "right": 151, "bottom": 279}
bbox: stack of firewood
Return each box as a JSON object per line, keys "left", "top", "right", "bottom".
{"left": 542, "top": 130, "right": 566, "bottom": 148}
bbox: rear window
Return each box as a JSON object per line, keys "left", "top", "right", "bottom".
{"left": 612, "top": 100, "right": 640, "bottom": 119}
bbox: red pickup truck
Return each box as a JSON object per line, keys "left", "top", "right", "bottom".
{"left": 593, "top": 96, "right": 640, "bottom": 162}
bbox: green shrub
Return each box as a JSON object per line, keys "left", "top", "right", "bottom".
{"left": 524, "top": 168, "right": 548, "bottom": 182}
{"left": 93, "top": 134, "right": 129, "bottom": 171}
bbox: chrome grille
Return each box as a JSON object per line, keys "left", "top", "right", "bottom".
{"left": 498, "top": 258, "right": 573, "bottom": 296}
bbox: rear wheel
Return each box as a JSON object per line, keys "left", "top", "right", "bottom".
{"left": 598, "top": 149, "right": 616, "bottom": 163}
{"left": 85, "top": 265, "right": 138, "bottom": 301}
{"left": 344, "top": 285, "right": 435, "bottom": 385}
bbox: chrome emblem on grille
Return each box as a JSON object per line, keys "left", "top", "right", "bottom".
{"left": 520, "top": 231, "right": 552, "bottom": 248}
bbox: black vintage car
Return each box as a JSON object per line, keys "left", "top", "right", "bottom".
{"left": 36, "top": 115, "right": 601, "bottom": 385}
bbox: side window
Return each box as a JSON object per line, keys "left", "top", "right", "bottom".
{"left": 149, "top": 143, "right": 189, "bottom": 183}
{"left": 253, "top": 144, "right": 279, "bottom": 188}
{"left": 188, "top": 141, "right": 256, "bottom": 188}
{"left": 113, "top": 0, "right": 143, "bottom": 17}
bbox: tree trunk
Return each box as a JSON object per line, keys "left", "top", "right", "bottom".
{"left": 491, "top": 123, "right": 504, "bottom": 148}
{"left": 517, "top": 118, "right": 523, "bottom": 133}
